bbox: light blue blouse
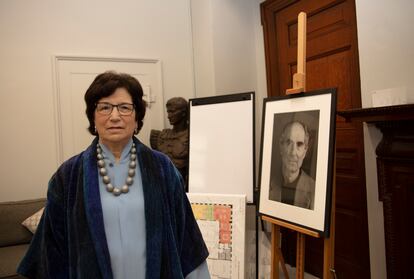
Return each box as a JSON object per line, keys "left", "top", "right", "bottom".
{"left": 98, "top": 139, "right": 210, "bottom": 279}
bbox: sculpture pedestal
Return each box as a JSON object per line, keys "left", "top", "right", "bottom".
{"left": 338, "top": 104, "right": 414, "bottom": 279}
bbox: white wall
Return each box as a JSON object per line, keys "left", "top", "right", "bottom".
{"left": 0, "top": 0, "right": 196, "bottom": 201}
{"left": 210, "top": 0, "right": 257, "bottom": 95}
{"left": 190, "top": 0, "right": 216, "bottom": 98}
{"left": 191, "top": 0, "right": 259, "bottom": 97}
{"left": 356, "top": 0, "right": 414, "bottom": 278}
{"left": 191, "top": 0, "right": 267, "bottom": 179}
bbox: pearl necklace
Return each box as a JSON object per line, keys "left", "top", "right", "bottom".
{"left": 96, "top": 143, "right": 137, "bottom": 196}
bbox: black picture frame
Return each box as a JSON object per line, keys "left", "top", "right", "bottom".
{"left": 258, "top": 88, "right": 337, "bottom": 236}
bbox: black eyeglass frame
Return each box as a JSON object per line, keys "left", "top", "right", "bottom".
{"left": 95, "top": 102, "right": 136, "bottom": 116}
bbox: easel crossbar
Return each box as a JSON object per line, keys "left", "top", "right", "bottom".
{"left": 261, "top": 215, "right": 321, "bottom": 238}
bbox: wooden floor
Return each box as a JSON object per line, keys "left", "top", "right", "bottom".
{"left": 279, "top": 264, "right": 319, "bottom": 279}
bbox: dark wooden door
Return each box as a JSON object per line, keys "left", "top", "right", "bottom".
{"left": 261, "top": 0, "right": 371, "bottom": 278}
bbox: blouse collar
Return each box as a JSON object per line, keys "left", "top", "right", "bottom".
{"left": 99, "top": 139, "right": 133, "bottom": 163}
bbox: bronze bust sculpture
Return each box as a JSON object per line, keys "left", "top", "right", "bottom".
{"left": 150, "top": 97, "right": 189, "bottom": 190}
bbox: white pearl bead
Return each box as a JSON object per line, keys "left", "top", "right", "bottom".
{"left": 103, "top": 176, "right": 110, "bottom": 184}
{"left": 121, "top": 185, "right": 129, "bottom": 193}
{"left": 128, "top": 169, "right": 135, "bottom": 176}
{"left": 106, "top": 184, "right": 114, "bottom": 192}
{"left": 126, "top": 177, "right": 133, "bottom": 185}
{"left": 113, "top": 188, "right": 121, "bottom": 196}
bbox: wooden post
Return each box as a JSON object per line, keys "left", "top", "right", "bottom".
{"left": 271, "top": 224, "right": 280, "bottom": 279}
{"left": 286, "top": 12, "right": 307, "bottom": 95}
{"left": 271, "top": 225, "right": 279, "bottom": 278}
{"left": 271, "top": 224, "right": 290, "bottom": 279}
{"left": 296, "top": 233, "right": 306, "bottom": 279}
{"left": 323, "top": 158, "right": 336, "bottom": 279}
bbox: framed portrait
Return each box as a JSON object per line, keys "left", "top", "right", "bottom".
{"left": 258, "top": 89, "right": 337, "bottom": 236}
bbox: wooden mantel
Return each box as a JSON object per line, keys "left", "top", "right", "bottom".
{"left": 338, "top": 104, "right": 414, "bottom": 279}
{"left": 337, "top": 103, "right": 414, "bottom": 123}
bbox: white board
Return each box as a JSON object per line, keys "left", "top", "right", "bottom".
{"left": 187, "top": 193, "right": 246, "bottom": 279}
{"left": 188, "top": 93, "right": 255, "bottom": 203}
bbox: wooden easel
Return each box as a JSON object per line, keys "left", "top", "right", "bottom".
{"left": 263, "top": 12, "right": 336, "bottom": 279}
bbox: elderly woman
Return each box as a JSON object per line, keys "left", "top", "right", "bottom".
{"left": 18, "top": 72, "right": 210, "bottom": 278}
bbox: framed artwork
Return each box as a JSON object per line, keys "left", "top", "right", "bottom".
{"left": 187, "top": 193, "right": 246, "bottom": 279}
{"left": 258, "top": 89, "right": 337, "bottom": 236}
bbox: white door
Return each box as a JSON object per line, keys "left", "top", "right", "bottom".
{"left": 54, "top": 56, "right": 164, "bottom": 163}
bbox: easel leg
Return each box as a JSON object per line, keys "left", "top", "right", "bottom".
{"left": 271, "top": 224, "right": 290, "bottom": 279}
{"left": 279, "top": 244, "right": 289, "bottom": 278}
{"left": 271, "top": 224, "right": 280, "bottom": 279}
{"left": 296, "top": 233, "right": 305, "bottom": 279}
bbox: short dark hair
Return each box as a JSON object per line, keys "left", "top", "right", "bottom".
{"left": 84, "top": 71, "right": 147, "bottom": 135}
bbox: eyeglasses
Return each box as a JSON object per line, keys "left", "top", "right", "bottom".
{"left": 95, "top": 102, "right": 135, "bottom": 115}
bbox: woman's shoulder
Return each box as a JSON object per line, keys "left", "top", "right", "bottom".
{"left": 56, "top": 139, "right": 98, "bottom": 173}
{"left": 148, "top": 146, "right": 177, "bottom": 172}
{"left": 135, "top": 138, "right": 173, "bottom": 165}
{"left": 152, "top": 148, "right": 172, "bottom": 164}
{"left": 58, "top": 152, "right": 84, "bottom": 170}
{"left": 49, "top": 152, "right": 84, "bottom": 185}
{"left": 135, "top": 139, "right": 182, "bottom": 182}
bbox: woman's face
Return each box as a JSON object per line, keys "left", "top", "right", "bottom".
{"left": 94, "top": 88, "right": 137, "bottom": 148}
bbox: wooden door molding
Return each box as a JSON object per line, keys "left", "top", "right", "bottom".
{"left": 261, "top": 0, "right": 298, "bottom": 97}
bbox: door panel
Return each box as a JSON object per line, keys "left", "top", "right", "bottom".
{"left": 261, "top": 0, "right": 370, "bottom": 277}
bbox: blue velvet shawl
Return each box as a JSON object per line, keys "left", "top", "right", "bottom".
{"left": 18, "top": 137, "right": 208, "bottom": 278}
